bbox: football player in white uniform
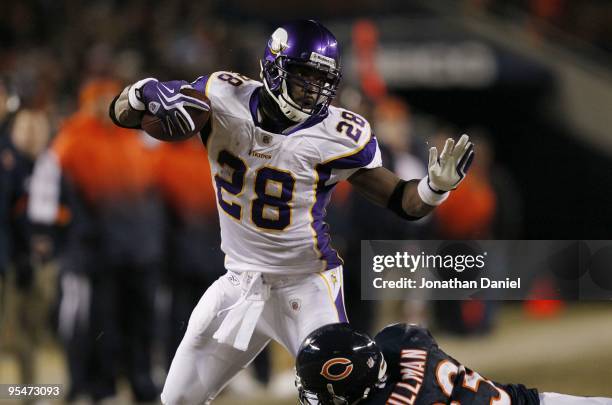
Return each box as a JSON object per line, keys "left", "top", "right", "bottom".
{"left": 110, "top": 20, "right": 474, "bottom": 404}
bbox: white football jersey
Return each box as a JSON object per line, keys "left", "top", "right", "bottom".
{"left": 193, "top": 71, "right": 382, "bottom": 274}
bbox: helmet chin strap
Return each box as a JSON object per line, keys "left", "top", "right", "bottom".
{"left": 258, "top": 86, "right": 297, "bottom": 132}
{"left": 260, "top": 61, "right": 310, "bottom": 123}
{"left": 278, "top": 80, "right": 311, "bottom": 122}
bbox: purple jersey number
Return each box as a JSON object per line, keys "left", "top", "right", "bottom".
{"left": 336, "top": 111, "right": 366, "bottom": 142}
{"left": 214, "top": 150, "right": 247, "bottom": 220}
{"left": 252, "top": 167, "right": 295, "bottom": 230}
{"left": 214, "top": 150, "right": 295, "bottom": 231}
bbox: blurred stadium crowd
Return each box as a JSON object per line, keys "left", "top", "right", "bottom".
{"left": 1, "top": 0, "right": 611, "bottom": 403}
{"left": 479, "top": 0, "right": 612, "bottom": 56}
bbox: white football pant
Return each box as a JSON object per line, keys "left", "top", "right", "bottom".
{"left": 161, "top": 267, "right": 346, "bottom": 404}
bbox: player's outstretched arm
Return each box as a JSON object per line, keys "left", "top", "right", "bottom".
{"left": 348, "top": 166, "right": 432, "bottom": 219}
{"left": 348, "top": 134, "right": 474, "bottom": 220}
{"left": 109, "top": 78, "right": 210, "bottom": 137}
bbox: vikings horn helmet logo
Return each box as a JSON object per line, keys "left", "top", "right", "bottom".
{"left": 268, "top": 28, "right": 289, "bottom": 55}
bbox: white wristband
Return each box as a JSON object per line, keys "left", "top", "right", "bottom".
{"left": 418, "top": 177, "right": 449, "bottom": 206}
{"left": 128, "top": 77, "right": 157, "bottom": 111}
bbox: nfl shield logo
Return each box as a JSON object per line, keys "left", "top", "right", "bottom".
{"left": 262, "top": 135, "right": 272, "bottom": 145}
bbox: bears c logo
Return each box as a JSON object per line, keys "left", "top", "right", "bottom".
{"left": 320, "top": 358, "right": 354, "bottom": 381}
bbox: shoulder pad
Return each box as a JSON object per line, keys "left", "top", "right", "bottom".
{"left": 205, "top": 71, "right": 259, "bottom": 97}
{"left": 317, "top": 106, "right": 378, "bottom": 169}
{"left": 200, "top": 71, "right": 261, "bottom": 119}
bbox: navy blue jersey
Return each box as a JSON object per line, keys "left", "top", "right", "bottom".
{"left": 366, "top": 323, "right": 539, "bottom": 405}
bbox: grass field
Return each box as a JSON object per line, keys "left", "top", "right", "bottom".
{"left": 1, "top": 302, "right": 611, "bottom": 404}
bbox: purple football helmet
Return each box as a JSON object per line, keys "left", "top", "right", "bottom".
{"left": 261, "top": 20, "right": 342, "bottom": 122}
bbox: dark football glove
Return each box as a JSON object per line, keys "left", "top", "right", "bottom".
{"left": 128, "top": 78, "right": 210, "bottom": 136}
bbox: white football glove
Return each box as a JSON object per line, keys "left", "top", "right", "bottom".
{"left": 428, "top": 134, "right": 474, "bottom": 191}
{"left": 418, "top": 134, "right": 474, "bottom": 206}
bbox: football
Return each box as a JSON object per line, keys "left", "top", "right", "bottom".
{"left": 141, "top": 88, "right": 211, "bottom": 142}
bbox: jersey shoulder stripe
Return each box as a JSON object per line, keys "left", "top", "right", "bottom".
{"left": 198, "top": 71, "right": 261, "bottom": 119}
{"left": 318, "top": 106, "right": 379, "bottom": 170}
{"left": 321, "top": 134, "right": 378, "bottom": 170}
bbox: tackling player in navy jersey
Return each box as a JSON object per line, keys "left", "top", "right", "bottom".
{"left": 296, "top": 323, "right": 612, "bottom": 405}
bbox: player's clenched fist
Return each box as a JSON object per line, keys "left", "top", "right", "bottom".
{"left": 128, "top": 78, "right": 210, "bottom": 136}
